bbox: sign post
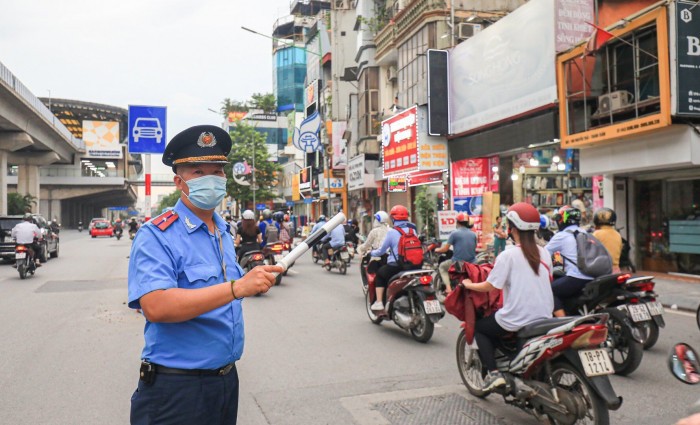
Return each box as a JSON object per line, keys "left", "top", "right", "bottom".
{"left": 128, "top": 105, "right": 167, "bottom": 221}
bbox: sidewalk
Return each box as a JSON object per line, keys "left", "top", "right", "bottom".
{"left": 640, "top": 271, "right": 700, "bottom": 312}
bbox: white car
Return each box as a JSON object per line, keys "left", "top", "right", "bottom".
{"left": 132, "top": 118, "right": 163, "bottom": 143}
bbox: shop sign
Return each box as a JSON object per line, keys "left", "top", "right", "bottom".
{"left": 387, "top": 176, "right": 407, "bottom": 192}
{"left": 248, "top": 113, "right": 277, "bottom": 121}
{"left": 348, "top": 155, "right": 378, "bottom": 191}
{"left": 451, "top": 158, "right": 495, "bottom": 198}
{"left": 416, "top": 105, "right": 448, "bottom": 170}
{"left": 319, "top": 176, "right": 344, "bottom": 198}
{"left": 331, "top": 121, "right": 348, "bottom": 169}
{"left": 450, "top": 0, "right": 557, "bottom": 136}
{"left": 673, "top": 0, "right": 700, "bottom": 116}
{"left": 299, "top": 166, "right": 312, "bottom": 197}
{"left": 408, "top": 170, "right": 444, "bottom": 187}
{"left": 292, "top": 174, "right": 300, "bottom": 201}
{"left": 555, "top": 0, "right": 594, "bottom": 52}
{"left": 382, "top": 106, "right": 419, "bottom": 176}
{"left": 437, "top": 211, "right": 457, "bottom": 241}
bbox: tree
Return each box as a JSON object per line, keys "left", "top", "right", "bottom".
{"left": 224, "top": 122, "right": 281, "bottom": 208}
{"left": 156, "top": 190, "right": 181, "bottom": 213}
{"left": 415, "top": 186, "right": 436, "bottom": 237}
{"left": 250, "top": 93, "right": 276, "bottom": 113}
{"left": 220, "top": 97, "right": 248, "bottom": 118}
{"left": 7, "top": 193, "right": 36, "bottom": 215}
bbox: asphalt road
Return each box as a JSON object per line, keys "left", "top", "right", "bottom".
{"left": 0, "top": 230, "right": 697, "bottom": 424}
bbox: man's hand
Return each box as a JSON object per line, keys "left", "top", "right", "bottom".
{"left": 677, "top": 413, "right": 700, "bottom": 425}
{"left": 234, "top": 265, "right": 284, "bottom": 297}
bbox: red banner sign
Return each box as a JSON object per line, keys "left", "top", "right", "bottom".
{"left": 408, "top": 170, "right": 443, "bottom": 187}
{"left": 381, "top": 106, "right": 419, "bottom": 176}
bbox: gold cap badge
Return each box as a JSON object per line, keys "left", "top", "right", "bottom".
{"left": 197, "top": 132, "right": 217, "bottom": 148}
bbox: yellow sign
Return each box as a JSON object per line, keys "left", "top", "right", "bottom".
{"left": 557, "top": 7, "right": 671, "bottom": 148}
{"left": 419, "top": 140, "right": 448, "bottom": 170}
{"left": 292, "top": 174, "right": 300, "bottom": 201}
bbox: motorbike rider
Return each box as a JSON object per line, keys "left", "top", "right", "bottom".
{"left": 358, "top": 211, "right": 390, "bottom": 256}
{"left": 434, "top": 212, "right": 477, "bottom": 294}
{"left": 235, "top": 210, "right": 262, "bottom": 262}
{"left": 113, "top": 218, "right": 123, "bottom": 235}
{"left": 11, "top": 213, "right": 42, "bottom": 268}
{"left": 369, "top": 205, "right": 421, "bottom": 312}
{"left": 128, "top": 217, "right": 139, "bottom": 235}
{"left": 462, "top": 202, "right": 554, "bottom": 391}
{"left": 310, "top": 215, "right": 327, "bottom": 234}
{"left": 258, "top": 209, "right": 280, "bottom": 248}
{"left": 321, "top": 221, "right": 346, "bottom": 266}
{"left": 592, "top": 208, "right": 623, "bottom": 274}
{"left": 546, "top": 206, "right": 594, "bottom": 318}
{"left": 344, "top": 219, "right": 360, "bottom": 247}
{"left": 279, "top": 214, "right": 293, "bottom": 245}
{"left": 50, "top": 218, "right": 60, "bottom": 235}
{"left": 224, "top": 214, "right": 237, "bottom": 239}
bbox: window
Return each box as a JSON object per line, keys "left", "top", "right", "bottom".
{"left": 358, "top": 67, "right": 379, "bottom": 139}
{"left": 397, "top": 23, "right": 435, "bottom": 106}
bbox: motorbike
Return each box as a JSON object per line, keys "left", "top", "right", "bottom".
{"left": 312, "top": 243, "right": 323, "bottom": 264}
{"left": 421, "top": 236, "right": 441, "bottom": 268}
{"left": 77, "top": 222, "right": 83, "bottom": 232}
{"left": 623, "top": 275, "right": 665, "bottom": 350}
{"left": 458, "top": 313, "right": 622, "bottom": 424}
{"left": 15, "top": 244, "right": 37, "bottom": 279}
{"left": 561, "top": 272, "right": 647, "bottom": 375}
{"left": 115, "top": 227, "right": 123, "bottom": 241}
{"left": 129, "top": 229, "right": 137, "bottom": 240}
{"left": 323, "top": 245, "right": 350, "bottom": 274}
{"left": 430, "top": 250, "right": 453, "bottom": 303}
{"left": 362, "top": 255, "right": 445, "bottom": 343}
{"left": 262, "top": 242, "right": 284, "bottom": 285}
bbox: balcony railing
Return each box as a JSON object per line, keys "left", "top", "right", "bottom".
{"left": 375, "top": 20, "right": 396, "bottom": 60}
{"left": 0, "top": 60, "right": 83, "bottom": 151}
{"left": 394, "top": 0, "right": 447, "bottom": 35}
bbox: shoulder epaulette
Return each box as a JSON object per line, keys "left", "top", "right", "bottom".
{"left": 153, "top": 210, "right": 179, "bottom": 231}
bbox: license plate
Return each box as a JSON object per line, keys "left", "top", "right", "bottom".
{"left": 628, "top": 304, "right": 652, "bottom": 322}
{"left": 579, "top": 349, "right": 614, "bottom": 377}
{"left": 15, "top": 252, "right": 26, "bottom": 259}
{"left": 340, "top": 251, "right": 350, "bottom": 260}
{"left": 423, "top": 300, "right": 442, "bottom": 315}
{"left": 645, "top": 301, "right": 664, "bottom": 316}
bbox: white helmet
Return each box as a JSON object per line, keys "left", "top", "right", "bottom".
{"left": 374, "top": 211, "right": 389, "bottom": 225}
{"left": 242, "top": 210, "right": 255, "bottom": 220}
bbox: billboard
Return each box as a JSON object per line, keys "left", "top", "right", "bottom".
{"left": 450, "top": 0, "right": 556, "bottom": 135}
{"left": 673, "top": 0, "right": 700, "bottom": 116}
{"left": 299, "top": 166, "right": 312, "bottom": 196}
{"left": 82, "top": 120, "right": 122, "bottom": 158}
{"left": 347, "top": 155, "right": 378, "bottom": 191}
{"left": 387, "top": 176, "right": 407, "bottom": 192}
{"left": 382, "top": 106, "right": 419, "bottom": 177}
{"left": 331, "top": 121, "right": 348, "bottom": 169}
{"left": 555, "top": 0, "right": 595, "bottom": 52}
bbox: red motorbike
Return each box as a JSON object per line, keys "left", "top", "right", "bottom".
{"left": 361, "top": 255, "right": 444, "bottom": 343}
{"left": 457, "top": 313, "right": 622, "bottom": 424}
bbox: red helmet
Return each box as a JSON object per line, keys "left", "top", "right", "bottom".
{"left": 456, "top": 213, "right": 471, "bottom": 225}
{"left": 505, "top": 202, "right": 541, "bottom": 231}
{"left": 390, "top": 205, "right": 409, "bottom": 221}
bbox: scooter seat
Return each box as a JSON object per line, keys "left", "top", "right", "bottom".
{"left": 517, "top": 317, "right": 579, "bottom": 339}
{"left": 388, "top": 269, "right": 431, "bottom": 283}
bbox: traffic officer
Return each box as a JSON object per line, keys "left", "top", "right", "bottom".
{"left": 128, "top": 124, "right": 283, "bottom": 425}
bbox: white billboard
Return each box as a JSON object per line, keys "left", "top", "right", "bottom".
{"left": 83, "top": 120, "right": 122, "bottom": 158}
{"left": 347, "top": 155, "right": 379, "bottom": 191}
{"left": 449, "top": 0, "right": 557, "bottom": 136}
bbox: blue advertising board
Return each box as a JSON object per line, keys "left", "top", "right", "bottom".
{"left": 255, "top": 203, "right": 266, "bottom": 211}
{"left": 128, "top": 105, "right": 167, "bottom": 154}
{"left": 303, "top": 198, "right": 314, "bottom": 204}
{"left": 286, "top": 201, "right": 295, "bottom": 207}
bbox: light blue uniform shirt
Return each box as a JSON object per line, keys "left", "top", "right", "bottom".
{"left": 370, "top": 221, "right": 417, "bottom": 265}
{"left": 128, "top": 200, "right": 245, "bottom": 370}
{"left": 322, "top": 224, "right": 345, "bottom": 248}
{"left": 310, "top": 220, "right": 326, "bottom": 234}
{"left": 545, "top": 225, "right": 593, "bottom": 280}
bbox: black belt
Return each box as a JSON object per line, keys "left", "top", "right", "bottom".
{"left": 154, "top": 362, "right": 236, "bottom": 377}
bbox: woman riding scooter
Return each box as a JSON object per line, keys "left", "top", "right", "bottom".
{"left": 461, "top": 202, "right": 554, "bottom": 391}
{"left": 235, "top": 210, "right": 262, "bottom": 262}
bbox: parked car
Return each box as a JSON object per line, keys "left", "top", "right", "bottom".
{"left": 89, "top": 217, "right": 108, "bottom": 231}
{"left": 90, "top": 220, "right": 113, "bottom": 238}
{"left": 0, "top": 214, "right": 60, "bottom": 263}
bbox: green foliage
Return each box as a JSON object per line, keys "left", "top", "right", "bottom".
{"left": 250, "top": 93, "right": 276, "bottom": 113}
{"left": 415, "top": 186, "right": 436, "bottom": 237}
{"left": 7, "top": 193, "right": 36, "bottom": 215}
{"left": 157, "top": 190, "right": 181, "bottom": 213}
{"left": 224, "top": 122, "right": 282, "bottom": 207}
{"left": 220, "top": 98, "right": 248, "bottom": 117}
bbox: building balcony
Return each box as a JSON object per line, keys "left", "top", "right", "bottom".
{"left": 393, "top": 0, "right": 447, "bottom": 39}
{"left": 374, "top": 21, "right": 396, "bottom": 62}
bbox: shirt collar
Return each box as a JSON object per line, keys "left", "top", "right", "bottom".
{"left": 174, "top": 200, "right": 228, "bottom": 234}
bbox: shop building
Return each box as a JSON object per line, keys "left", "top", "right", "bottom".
{"left": 557, "top": 0, "right": 700, "bottom": 276}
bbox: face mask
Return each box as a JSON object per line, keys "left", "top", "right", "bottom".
{"left": 179, "top": 174, "right": 227, "bottom": 210}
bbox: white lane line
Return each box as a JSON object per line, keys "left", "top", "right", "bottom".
{"left": 665, "top": 309, "right": 696, "bottom": 318}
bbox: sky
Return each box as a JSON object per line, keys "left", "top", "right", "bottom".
{"left": 0, "top": 0, "right": 292, "bottom": 174}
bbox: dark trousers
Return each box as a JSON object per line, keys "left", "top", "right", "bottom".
{"left": 375, "top": 264, "right": 404, "bottom": 289}
{"left": 474, "top": 315, "right": 510, "bottom": 371}
{"left": 131, "top": 365, "right": 239, "bottom": 425}
{"left": 552, "top": 275, "right": 592, "bottom": 311}
{"left": 237, "top": 243, "right": 259, "bottom": 263}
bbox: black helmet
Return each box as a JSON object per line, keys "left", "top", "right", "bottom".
{"left": 23, "top": 213, "right": 33, "bottom": 221}
{"left": 593, "top": 208, "right": 617, "bottom": 226}
{"left": 552, "top": 206, "right": 581, "bottom": 231}
{"left": 318, "top": 215, "right": 327, "bottom": 222}
{"left": 273, "top": 211, "right": 284, "bottom": 222}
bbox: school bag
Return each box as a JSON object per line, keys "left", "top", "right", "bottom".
{"left": 279, "top": 224, "right": 291, "bottom": 243}
{"left": 393, "top": 226, "right": 423, "bottom": 268}
{"left": 562, "top": 230, "right": 612, "bottom": 277}
{"left": 265, "top": 222, "right": 279, "bottom": 243}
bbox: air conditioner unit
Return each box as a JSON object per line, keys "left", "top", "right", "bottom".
{"left": 597, "top": 90, "right": 634, "bottom": 114}
{"left": 458, "top": 23, "right": 482, "bottom": 40}
{"left": 387, "top": 66, "right": 398, "bottom": 82}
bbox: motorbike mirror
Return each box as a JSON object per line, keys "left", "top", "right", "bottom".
{"left": 669, "top": 343, "right": 700, "bottom": 385}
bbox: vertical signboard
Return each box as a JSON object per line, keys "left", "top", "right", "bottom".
{"left": 437, "top": 210, "right": 457, "bottom": 241}
{"left": 673, "top": 0, "right": 700, "bottom": 116}
{"left": 427, "top": 49, "right": 450, "bottom": 135}
{"left": 128, "top": 105, "right": 167, "bottom": 154}
{"left": 331, "top": 121, "right": 348, "bottom": 169}
{"left": 452, "top": 158, "right": 493, "bottom": 239}
{"left": 381, "top": 106, "right": 419, "bottom": 177}
{"left": 299, "top": 166, "right": 312, "bottom": 198}
{"left": 555, "top": 0, "right": 594, "bottom": 52}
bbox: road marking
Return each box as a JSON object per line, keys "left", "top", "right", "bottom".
{"left": 665, "top": 309, "right": 695, "bottom": 318}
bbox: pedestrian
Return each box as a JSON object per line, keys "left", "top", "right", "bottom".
{"left": 434, "top": 213, "right": 477, "bottom": 294}
{"left": 492, "top": 215, "right": 507, "bottom": 257}
{"left": 128, "top": 125, "right": 283, "bottom": 425}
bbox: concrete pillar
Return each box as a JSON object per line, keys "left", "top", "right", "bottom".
{"left": 603, "top": 174, "right": 615, "bottom": 209}
{"left": 0, "top": 132, "right": 34, "bottom": 215}
{"left": 49, "top": 199, "right": 61, "bottom": 223}
{"left": 0, "top": 151, "right": 7, "bottom": 215}
{"left": 9, "top": 151, "right": 60, "bottom": 214}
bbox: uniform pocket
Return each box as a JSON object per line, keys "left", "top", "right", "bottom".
{"left": 183, "top": 264, "right": 220, "bottom": 287}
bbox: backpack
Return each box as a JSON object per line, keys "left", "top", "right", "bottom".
{"left": 279, "top": 225, "right": 291, "bottom": 243}
{"left": 264, "top": 222, "right": 279, "bottom": 243}
{"left": 562, "top": 230, "right": 612, "bottom": 277}
{"left": 393, "top": 226, "right": 423, "bottom": 268}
